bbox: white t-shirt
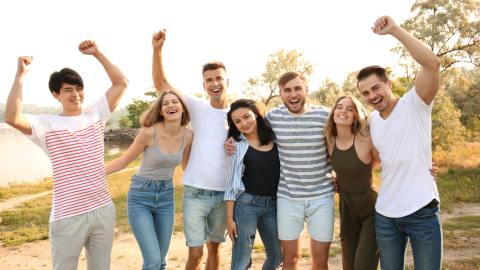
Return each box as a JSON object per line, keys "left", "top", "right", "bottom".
{"left": 181, "top": 94, "right": 230, "bottom": 191}
{"left": 24, "top": 95, "right": 113, "bottom": 222}
{"left": 369, "top": 88, "right": 440, "bottom": 218}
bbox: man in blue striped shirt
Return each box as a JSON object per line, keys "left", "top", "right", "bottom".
{"left": 226, "top": 71, "right": 335, "bottom": 270}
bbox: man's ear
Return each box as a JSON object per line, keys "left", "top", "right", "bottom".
{"left": 387, "top": 79, "right": 393, "bottom": 90}
{"left": 52, "top": 91, "right": 61, "bottom": 102}
{"left": 305, "top": 86, "right": 309, "bottom": 95}
{"left": 226, "top": 78, "right": 230, "bottom": 88}
{"left": 203, "top": 82, "right": 206, "bottom": 91}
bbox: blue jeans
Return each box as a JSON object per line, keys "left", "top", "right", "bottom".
{"left": 183, "top": 185, "right": 228, "bottom": 247}
{"left": 231, "top": 193, "right": 283, "bottom": 270}
{"left": 375, "top": 206, "right": 443, "bottom": 270}
{"left": 127, "top": 175, "right": 175, "bottom": 270}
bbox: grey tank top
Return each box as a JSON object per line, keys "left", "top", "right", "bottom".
{"left": 136, "top": 125, "right": 186, "bottom": 181}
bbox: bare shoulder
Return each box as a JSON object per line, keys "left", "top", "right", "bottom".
{"left": 137, "top": 125, "right": 155, "bottom": 142}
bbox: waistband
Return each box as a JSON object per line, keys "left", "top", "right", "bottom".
{"left": 240, "top": 192, "right": 276, "bottom": 202}
{"left": 184, "top": 185, "right": 225, "bottom": 195}
{"left": 132, "top": 174, "right": 173, "bottom": 186}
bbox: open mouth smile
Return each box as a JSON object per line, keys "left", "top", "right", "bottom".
{"left": 372, "top": 97, "right": 383, "bottom": 106}
{"left": 166, "top": 108, "right": 177, "bottom": 115}
{"left": 289, "top": 99, "right": 299, "bottom": 105}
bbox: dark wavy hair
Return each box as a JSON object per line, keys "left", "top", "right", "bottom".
{"left": 227, "top": 99, "right": 274, "bottom": 146}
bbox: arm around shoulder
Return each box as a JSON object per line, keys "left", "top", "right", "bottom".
{"left": 181, "top": 128, "right": 194, "bottom": 171}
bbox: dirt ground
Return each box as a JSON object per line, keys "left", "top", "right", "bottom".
{"left": 0, "top": 200, "right": 479, "bottom": 269}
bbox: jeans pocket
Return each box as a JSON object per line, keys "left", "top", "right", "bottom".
{"left": 237, "top": 195, "right": 255, "bottom": 206}
{"left": 129, "top": 180, "right": 146, "bottom": 192}
{"left": 412, "top": 207, "right": 438, "bottom": 219}
{"left": 183, "top": 191, "right": 198, "bottom": 198}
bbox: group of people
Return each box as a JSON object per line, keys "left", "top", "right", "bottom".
{"left": 4, "top": 15, "right": 442, "bottom": 270}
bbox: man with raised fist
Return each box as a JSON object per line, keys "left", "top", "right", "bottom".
{"left": 4, "top": 40, "right": 129, "bottom": 270}
{"left": 357, "top": 16, "right": 442, "bottom": 270}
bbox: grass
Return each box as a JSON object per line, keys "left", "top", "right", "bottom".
{"left": 0, "top": 151, "right": 184, "bottom": 247}
{"left": 0, "top": 177, "right": 53, "bottom": 202}
{"left": 253, "top": 244, "right": 265, "bottom": 252}
{"left": 329, "top": 246, "right": 342, "bottom": 257}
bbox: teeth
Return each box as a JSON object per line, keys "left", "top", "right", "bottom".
{"left": 338, "top": 116, "right": 347, "bottom": 119}
{"left": 373, "top": 98, "right": 382, "bottom": 104}
{"left": 212, "top": 89, "right": 220, "bottom": 93}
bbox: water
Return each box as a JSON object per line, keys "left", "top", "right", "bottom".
{"left": 0, "top": 123, "right": 132, "bottom": 186}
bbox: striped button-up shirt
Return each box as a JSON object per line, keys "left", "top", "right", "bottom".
{"left": 224, "top": 133, "right": 250, "bottom": 201}
{"left": 264, "top": 104, "right": 335, "bottom": 201}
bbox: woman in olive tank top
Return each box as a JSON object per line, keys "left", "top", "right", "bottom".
{"left": 324, "top": 96, "right": 437, "bottom": 270}
{"left": 105, "top": 89, "right": 193, "bottom": 270}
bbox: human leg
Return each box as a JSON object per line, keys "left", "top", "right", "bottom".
{"left": 375, "top": 210, "right": 408, "bottom": 270}
{"left": 405, "top": 206, "right": 442, "bottom": 270}
{"left": 84, "top": 203, "right": 116, "bottom": 270}
{"left": 340, "top": 206, "right": 361, "bottom": 270}
{"left": 353, "top": 214, "right": 379, "bottom": 270}
{"left": 256, "top": 198, "right": 282, "bottom": 270}
{"left": 152, "top": 180, "right": 176, "bottom": 270}
{"left": 277, "top": 197, "right": 305, "bottom": 270}
{"left": 127, "top": 180, "right": 163, "bottom": 270}
{"left": 205, "top": 191, "right": 227, "bottom": 270}
{"left": 305, "top": 195, "right": 335, "bottom": 270}
{"left": 49, "top": 211, "right": 93, "bottom": 270}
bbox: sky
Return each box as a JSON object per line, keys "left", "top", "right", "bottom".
{"left": 0, "top": 0, "right": 417, "bottom": 108}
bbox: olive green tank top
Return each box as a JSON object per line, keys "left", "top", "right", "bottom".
{"left": 331, "top": 136, "right": 374, "bottom": 192}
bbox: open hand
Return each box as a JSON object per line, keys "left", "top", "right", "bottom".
{"left": 371, "top": 16, "right": 398, "bottom": 35}
{"left": 152, "top": 29, "right": 166, "bottom": 50}
{"left": 227, "top": 219, "right": 237, "bottom": 244}
{"left": 429, "top": 162, "right": 438, "bottom": 181}
{"left": 225, "top": 137, "right": 236, "bottom": 156}
{"left": 78, "top": 40, "right": 100, "bottom": 55}
{"left": 17, "top": 56, "right": 33, "bottom": 74}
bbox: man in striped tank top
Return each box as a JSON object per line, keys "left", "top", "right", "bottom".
{"left": 226, "top": 71, "right": 335, "bottom": 269}
{"left": 4, "top": 40, "right": 129, "bottom": 270}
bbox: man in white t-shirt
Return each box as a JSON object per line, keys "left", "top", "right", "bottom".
{"left": 151, "top": 29, "right": 229, "bottom": 270}
{"left": 357, "top": 16, "right": 442, "bottom": 269}
{"left": 4, "top": 40, "right": 129, "bottom": 270}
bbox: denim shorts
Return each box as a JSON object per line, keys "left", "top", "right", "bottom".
{"left": 277, "top": 194, "right": 335, "bottom": 242}
{"left": 183, "top": 185, "right": 227, "bottom": 247}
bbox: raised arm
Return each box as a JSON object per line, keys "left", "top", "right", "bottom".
{"left": 4, "top": 56, "right": 34, "bottom": 135}
{"left": 78, "top": 40, "right": 129, "bottom": 113}
{"left": 152, "top": 29, "right": 176, "bottom": 93}
{"left": 372, "top": 16, "right": 441, "bottom": 105}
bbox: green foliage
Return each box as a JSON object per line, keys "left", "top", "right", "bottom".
{"left": 0, "top": 177, "right": 53, "bottom": 202}
{"left": 118, "top": 115, "right": 131, "bottom": 127}
{"left": 431, "top": 88, "right": 465, "bottom": 149}
{"left": 310, "top": 77, "right": 343, "bottom": 108}
{"left": 392, "top": 0, "right": 480, "bottom": 75}
{"left": 436, "top": 167, "right": 480, "bottom": 210}
{"left": 125, "top": 89, "right": 159, "bottom": 128}
{"left": 109, "top": 107, "right": 129, "bottom": 126}
{"left": 243, "top": 49, "right": 316, "bottom": 105}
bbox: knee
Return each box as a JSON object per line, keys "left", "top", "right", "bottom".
{"left": 188, "top": 248, "right": 204, "bottom": 263}
{"left": 312, "top": 253, "right": 329, "bottom": 267}
{"left": 283, "top": 251, "right": 300, "bottom": 265}
{"left": 144, "top": 255, "right": 162, "bottom": 269}
{"left": 206, "top": 241, "right": 221, "bottom": 255}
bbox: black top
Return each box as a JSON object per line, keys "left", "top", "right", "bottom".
{"left": 242, "top": 143, "right": 280, "bottom": 198}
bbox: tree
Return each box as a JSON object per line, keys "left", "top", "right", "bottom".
{"left": 119, "top": 116, "right": 131, "bottom": 127}
{"left": 243, "top": 49, "right": 316, "bottom": 105}
{"left": 309, "top": 77, "right": 343, "bottom": 108}
{"left": 125, "top": 88, "right": 159, "bottom": 129}
{"left": 392, "top": 0, "right": 480, "bottom": 75}
{"left": 431, "top": 88, "right": 465, "bottom": 149}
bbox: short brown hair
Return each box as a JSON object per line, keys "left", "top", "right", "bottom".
{"left": 356, "top": 65, "right": 389, "bottom": 88}
{"left": 202, "top": 62, "right": 227, "bottom": 76}
{"left": 139, "top": 89, "right": 190, "bottom": 127}
{"left": 278, "top": 71, "right": 307, "bottom": 90}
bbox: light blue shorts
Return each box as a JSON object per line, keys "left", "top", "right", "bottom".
{"left": 277, "top": 194, "right": 335, "bottom": 242}
{"left": 182, "top": 185, "right": 227, "bottom": 247}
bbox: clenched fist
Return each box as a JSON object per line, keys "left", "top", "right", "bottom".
{"left": 78, "top": 40, "right": 100, "bottom": 55}
{"left": 152, "top": 29, "right": 166, "bottom": 50}
{"left": 17, "top": 56, "right": 33, "bottom": 74}
{"left": 371, "top": 16, "right": 398, "bottom": 36}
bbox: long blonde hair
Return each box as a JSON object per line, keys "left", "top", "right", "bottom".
{"left": 324, "top": 95, "right": 369, "bottom": 147}
{"left": 139, "top": 89, "right": 190, "bottom": 127}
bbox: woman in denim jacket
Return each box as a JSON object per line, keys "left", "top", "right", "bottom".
{"left": 224, "top": 99, "right": 283, "bottom": 270}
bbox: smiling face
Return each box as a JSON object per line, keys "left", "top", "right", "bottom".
{"left": 52, "top": 83, "right": 84, "bottom": 113}
{"left": 358, "top": 74, "right": 393, "bottom": 112}
{"left": 279, "top": 77, "right": 309, "bottom": 114}
{"left": 334, "top": 98, "right": 355, "bottom": 127}
{"left": 231, "top": 107, "right": 258, "bottom": 136}
{"left": 160, "top": 93, "right": 184, "bottom": 121}
{"left": 203, "top": 68, "right": 229, "bottom": 103}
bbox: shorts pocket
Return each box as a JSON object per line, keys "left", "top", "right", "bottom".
{"left": 412, "top": 207, "right": 438, "bottom": 219}
{"left": 183, "top": 191, "right": 198, "bottom": 198}
{"left": 50, "top": 217, "right": 68, "bottom": 238}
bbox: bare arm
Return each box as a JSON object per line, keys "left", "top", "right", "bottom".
{"left": 372, "top": 16, "right": 440, "bottom": 105}
{"left": 105, "top": 127, "right": 152, "bottom": 175}
{"left": 226, "top": 201, "right": 237, "bottom": 243}
{"left": 78, "top": 40, "right": 129, "bottom": 113}
{"left": 181, "top": 129, "right": 194, "bottom": 171}
{"left": 4, "top": 57, "right": 34, "bottom": 135}
{"left": 152, "top": 29, "right": 175, "bottom": 93}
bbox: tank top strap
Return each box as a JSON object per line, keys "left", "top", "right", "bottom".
{"left": 152, "top": 124, "right": 158, "bottom": 146}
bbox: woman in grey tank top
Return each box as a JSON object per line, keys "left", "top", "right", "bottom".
{"left": 105, "top": 89, "right": 193, "bottom": 270}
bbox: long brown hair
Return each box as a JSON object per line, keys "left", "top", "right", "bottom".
{"left": 139, "top": 89, "right": 190, "bottom": 127}
{"left": 324, "top": 95, "right": 369, "bottom": 147}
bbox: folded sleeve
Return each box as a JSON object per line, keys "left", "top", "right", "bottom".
{"left": 23, "top": 114, "right": 49, "bottom": 156}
